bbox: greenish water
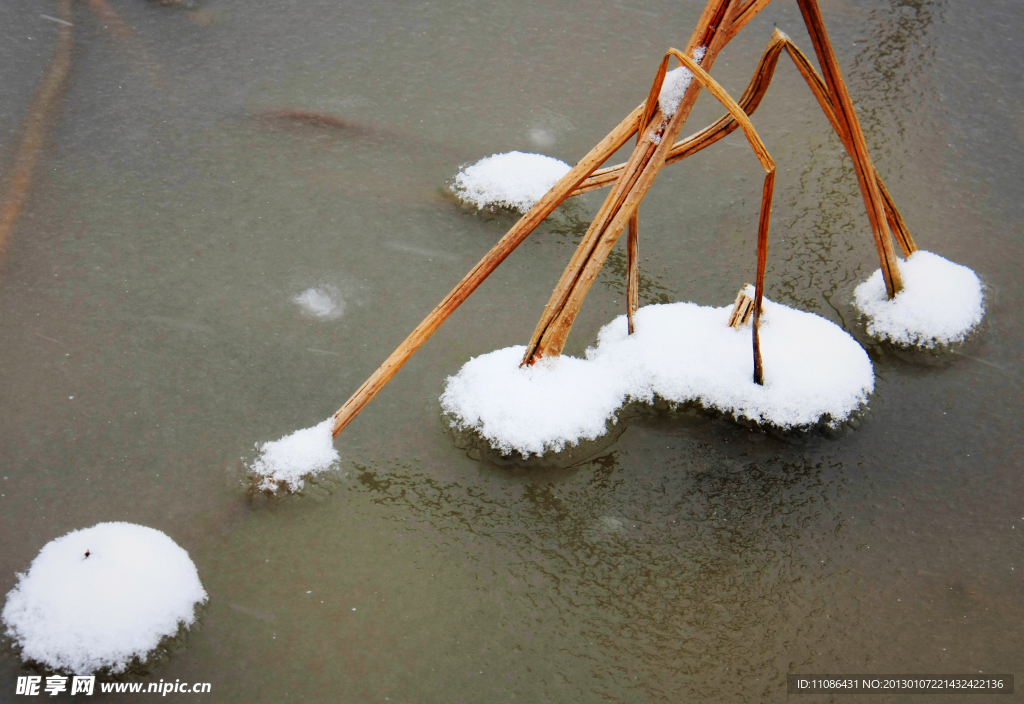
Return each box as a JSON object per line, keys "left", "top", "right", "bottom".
{"left": 1, "top": 0, "right": 1022, "bottom": 701}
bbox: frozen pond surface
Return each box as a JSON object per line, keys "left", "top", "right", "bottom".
{"left": 1, "top": 0, "right": 1022, "bottom": 700}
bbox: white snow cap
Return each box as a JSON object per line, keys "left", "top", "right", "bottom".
{"left": 294, "top": 285, "right": 344, "bottom": 319}
{"left": 250, "top": 417, "right": 339, "bottom": 493}
{"left": 853, "top": 250, "right": 984, "bottom": 348}
{"left": 451, "top": 151, "right": 572, "bottom": 213}
{"left": 658, "top": 46, "right": 707, "bottom": 119}
{"left": 2, "top": 523, "right": 207, "bottom": 675}
{"left": 442, "top": 294, "right": 874, "bottom": 456}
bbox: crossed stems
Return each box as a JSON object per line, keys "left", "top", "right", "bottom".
{"left": 520, "top": 47, "right": 776, "bottom": 388}
{"left": 331, "top": 0, "right": 916, "bottom": 437}
{"left": 523, "top": 47, "right": 777, "bottom": 386}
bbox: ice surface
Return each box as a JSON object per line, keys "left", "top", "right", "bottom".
{"left": 294, "top": 285, "right": 344, "bottom": 319}
{"left": 2, "top": 523, "right": 207, "bottom": 675}
{"left": 451, "top": 151, "right": 572, "bottom": 212}
{"left": 853, "top": 250, "right": 984, "bottom": 348}
{"left": 441, "top": 295, "right": 874, "bottom": 456}
{"left": 250, "top": 418, "right": 339, "bottom": 492}
{"left": 658, "top": 46, "right": 706, "bottom": 119}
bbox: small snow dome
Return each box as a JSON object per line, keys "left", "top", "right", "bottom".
{"left": 853, "top": 250, "right": 984, "bottom": 348}
{"left": 2, "top": 523, "right": 207, "bottom": 675}
{"left": 249, "top": 417, "right": 340, "bottom": 493}
{"left": 451, "top": 151, "right": 572, "bottom": 213}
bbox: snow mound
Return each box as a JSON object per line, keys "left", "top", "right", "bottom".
{"left": 441, "top": 346, "right": 631, "bottom": 457}
{"left": 2, "top": 523, "right": 207, "bottom": 675}
{"left": 250, "top": 418, "right": 339, "bottom": 493}
{"left": 441, "top": 296, "right": 874, "bottom": 456}
{"left": 294, "top": 285, "right": 344, "bottom": 319}
{"left": 658, "top": 46, "right": 706, "bottom": 119}
{"left": 451, "top": 151, "right": 571, "bottom": 212}
{"left": 853, "top": 250, "right": 984, "bottom": 348}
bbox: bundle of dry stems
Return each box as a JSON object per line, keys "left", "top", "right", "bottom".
{"left": 0, "top": 0, "right": 923, "bottom": 445}
{"left": 329, "top": 0, "right": 919, "bottom": 440}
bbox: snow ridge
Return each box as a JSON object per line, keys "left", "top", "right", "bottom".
{"left": 442, "top": 296, "right": 874, "bottom": 456}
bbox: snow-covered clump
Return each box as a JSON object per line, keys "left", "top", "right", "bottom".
{"left": 2, "top": 523, "right": 206, "bottom": 675}
{"left": 853, "top": 250, "right": 984, "bottom": 348}
{"left": 442, "top": 295, "right": 874, "bottom": 456}
{"left": 294, "top": 285, "right": 344, "bottom": 319}
{"left": 658, "top": 46, "right": 706, "bottom": 119}
{"left": 440, "top": 346, "right": 635, "bottom": 457}
{"left": 250, "top": 418, "right": 339, "bottom": 493}
{"left": 451, "top": 151, "right": 571, "bottom": 212}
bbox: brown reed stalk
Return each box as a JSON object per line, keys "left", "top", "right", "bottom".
{"left": 0, "top": 0, "right": 73, "bottom": 264}
{"left": 752, "top": 169, "right": 775, "bottom": 385}
{"left": 725, "top": 0, "right": 775, "bottom": 42}
{"left": 625, "top": 62, "right": 673, "bottom": 335}
{"left": 795, "top": 0, "right": 902, "bottom": 297}
{"left": 626, "top": 213, "right": 640, "bottom": 334}
{"left": 780, "top": 37, "right": 917, "bottom": 257}
{"left": 572, "top": 30, "right": 788, "bottom": 196}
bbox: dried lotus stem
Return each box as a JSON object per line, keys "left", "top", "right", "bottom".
{"left": 752, "top": 170, "right": 775, "bottom": 385}
{"left": 522, "top": 42, "right": 777, "bottom": 391}
{"left": 627, "top": 213, "right": 639, "bottom": 333}
{"left": 795, "top": 0, "right": 902, "bottom": 297}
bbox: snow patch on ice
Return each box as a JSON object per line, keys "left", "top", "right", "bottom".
{"left": 2, "top": 523, "right": 206, "bottom": 675}
{"left": 853, "top": 250, "right": 984, "bottom": 348}
{"left": 658, "top": 46, "right": 706, "bottom": 119}
{"left": 294, "top": 285, "right": 344, "bottom": 319}
{"left": 451, "top": 151, "right": 572, "bottom": 213}
{"left": 250, "top": 418, "right": 339, "bottom": 493}
{"left": 529, "top": 128, "right": 556, "bottom": 148}
{"left": 441, "top": 296, "right": 873, "bottom": 456}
